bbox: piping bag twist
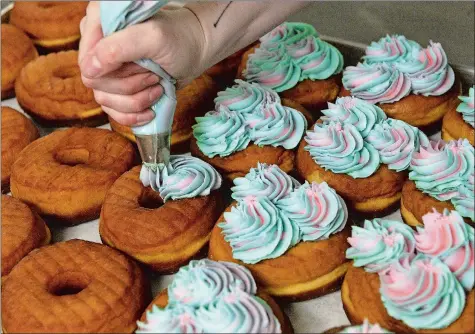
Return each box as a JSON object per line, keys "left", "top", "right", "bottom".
{"left": 100, "top": 1, "right": 176, "bottom": 182}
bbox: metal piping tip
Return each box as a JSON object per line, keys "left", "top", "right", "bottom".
{"left": 135, "top": 132, "right": 171, "bottom": 165}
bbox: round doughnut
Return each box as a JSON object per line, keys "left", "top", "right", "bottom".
{"left": 10, "top": 127, "right": 136, "bottom": 225}
{"left": 99, "top": 165, "right": 225, "bottom": 273}
{"left": 10, "top": 1, "right": 87, "bottom": 52}
{"left": 1, "top": 106, "right": 39, "bottom": 193}
{"left": 14, "top": 50, "right": 107, "bottom": 127}
{"left": 1, "top": 239, "right": 150, "bottom": 333}
{"left": 1, "top": 24, "right": 38, "bottom": 99}
{"left": 1, "top": 195, "right": 50, "bottom": 279}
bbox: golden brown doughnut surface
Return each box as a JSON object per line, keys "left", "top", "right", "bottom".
{"left": 442, "top": 105, "right": 475, "bottom": 146}
{"left": 100, "top": 166, "right": 225, "bottom": 273}
{"left": 2, "top": 239, "right": 150, "bottom": 333}
{"left": 1, "top": 195, "right": 50, "bottom": 278}
{"left": 15, "top": 50, "right": 107, "bottom": 127}
{"left": 10, "top": 128, "right": 135, "bottom": 225}
{"left": 1, "top": 107, "right": 40, "bottom": 193}
{"left": 1, "top": 24, "right": 38, "bottom": 99}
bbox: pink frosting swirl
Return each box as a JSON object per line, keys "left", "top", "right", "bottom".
{"left": 342, "top": 63, "right": 411, "bottom": 104}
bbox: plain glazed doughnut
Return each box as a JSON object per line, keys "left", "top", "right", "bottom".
{"left": 1, "top": 239, "right": 150, "bottom": 333}
{"left": 11, "top": 128, "right": 136, "bottom": 225}
{"left": 15, "top": 50, "right": 107, "bottom": 127}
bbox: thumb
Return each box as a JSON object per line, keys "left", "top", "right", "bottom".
{"left": 80, "top": 20, "right": 161, "bottom": 79}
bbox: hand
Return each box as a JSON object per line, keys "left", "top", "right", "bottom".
{"left": 79, "top": 2, "right": 205, "bottom": 126}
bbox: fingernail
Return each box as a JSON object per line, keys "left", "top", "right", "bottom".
{"left": 136, "top": 110, "right": 155, "bottom": 125}
{"left": 149, "top": 84, "right": 163, "bottom": 103}
{"left": 145, "top": 73, "right": 160, "bottom": 86}
{"left": 82, "top": 55, "right": 102, "bottom": 78}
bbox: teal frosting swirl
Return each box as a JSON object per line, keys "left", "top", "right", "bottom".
{"left": 193, "top": 106, "right": 250, "bottom": 158}
{"left": 231, "top": 163, "right": 298, "bottom": 203}
{"left": 304, "top": 122, "right": 381, "bottom": 178}
{"left": 366, "top": 118, "right": 429, "bottom": 172}
{"left": 140, "top": 155, "right": 222, "bottom": 202}
{"left": 456, "top": 86, "right": 474, "bottom": 128}
{"left": 380, "top": 255, "right": 466, "bottom": 329}
{"left": 409, "top": 139, "right": 474, "bottom": 203}
{"left": 363, "top": 34, "right": 422, "bottom": 65}
{"left": 244, "top": 22, "right": 343, "bottom": 91}
{"left": 346, "top": 218, "right": 416, "bottom": 273}
{"left": 214, "top": 80, "right": 280, "bottom": 115}
{"left": 137, "top": 259, "right": 281, "bottom": 333}
{"left": 219, "top": 196, "right": 300, "bottom": 264}
{"left": 321, "top": 96, "right": 387, "bottom": 137}
{"left": 277, "top": 182, "right": 347, "bottom": 241}
{"left": 168, "top": 259, "right": 256, "bottom": 307}
{"left": 195, "top": 288, "right": 281, "bottom": 333}
{"left": 452, "top": 171, "right": 475, "bottom": 222}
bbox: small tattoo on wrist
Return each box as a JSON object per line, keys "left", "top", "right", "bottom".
{"left": 213, "top": 1, "right": 233, "bottom": 28}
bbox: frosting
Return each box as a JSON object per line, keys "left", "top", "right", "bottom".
{"left": 342, "top": 63, "right": 411, "bottom": 104}
{"left": 244, "top": 22, "right": 344, "bottom": 91}
{"left": 366, "top": 118, "right": 429, "bottom": 171}
{"left": 346, "top": 219, "right": 416, "bottom": 273}
{"left": 231, "top": 163, "right": 298, "bottom": 203}
{"left": 137, "top": 259, "right": 281, "bottom": 333}
{"left": 416, "top": 209, "right": 474, "bottom": 291}
{"left": 277, "top": 182, "right": 347, "bottom": 241}
{"left": 193, "top": 81, "right": 306, "bottom": 158}
{"left": 409, "top": 139, "right": 475, "bottom": 220}
{"left": 456, "top": 86, "right": 474, "bottom": 128}
{"left": 338, "top": 319, "right": 392, "bottom": 333}
{"left": 220, "top": 164, "right": 348, "bottom": 264}
{"left": 140, "top": 155, "right": 222, "bottom": 201}
{"left": 193, "top": 106, "right": 250, "bottom": 158}
{"left": 304, "top": 122, "right": 381, "bottom": 178}
{"left": 363, "top": 34, "right": 421, "bottom": 65}
{"left": 321, "top": 96, "right": 387, "bottom": 138}
{"left": 380, "top": 255, "right": 466, "bottom": 329}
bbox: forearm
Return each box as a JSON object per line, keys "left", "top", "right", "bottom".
{"left": 184, "top": 1, "right": 309, "bottom": 69}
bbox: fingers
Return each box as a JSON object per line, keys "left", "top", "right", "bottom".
{"left": 103, "top": 106, "right": 155, "bottom": 126}
{"left": 82, "top": 71, "right": 159, "bottom": 95}
{"left": 78, "top": 1, "right": 103, "bottom": 65}
{"left": 80, "top": 20, "right": 161, "bottom": 79}
{"left": 94, "top": 84, "right": 163, "bottom": 113}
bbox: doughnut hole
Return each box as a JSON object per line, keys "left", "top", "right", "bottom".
{"left": 139, "top": 187, "right": 163, "bottom": 210}
{"left": 48, "top": 271, "right": 91, "bottom": 296}
{"left": 54, "top": 148, "right": 90, "bottom": 167}
{"left": 53, "top": 66, "right": 80, "bottom": 79}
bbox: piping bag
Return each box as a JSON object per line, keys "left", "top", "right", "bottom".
{"left": 100, "top": 1, "right": 176, "bottom": 178}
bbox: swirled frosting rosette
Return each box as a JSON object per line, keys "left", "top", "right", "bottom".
{"left": 244, "top": 22, "right": 343, "bottom": 92}
{"left": 321, "top": 96, "right": 387, "bottom": 138}
{"left": 452, "top": 171, "right": 475, "bottom": 221}
{"left": 219, "top": 164, "right": 348, "bottom": 264}
{"left": 456, "top": 86, "right": 474, "bottom": 128}
{"left": 137, "top": 259, "right": 281, "bottom": 333}
{"left": 338, "top": 319, "right": 392, "bottom": 333}
{"left": 366, "top": 118, "right": 429, "bottom": 171}
{"left": 193, "top": 80, "right": 307, "bottom": 158}
{"left": 346, "top": 218, "right": 416, "bottom": 273}
{"left": 140, "top": 155, "right": 222, "bottom": 202}
{"left": 416, "top": 209, "right": 474, "bottom": 291}
{"left": 304, "top": 122, "right": 381, "bottom": 178}
{"left": 380, "top": 255, "right": 466, "bottom": 329}
{"left": 363, "top": 34, "right": 421, "bottom": 65}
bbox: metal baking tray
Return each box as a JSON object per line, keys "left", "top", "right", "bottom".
{"left": 1, "top": 3, "right": 474, "bottom": 333}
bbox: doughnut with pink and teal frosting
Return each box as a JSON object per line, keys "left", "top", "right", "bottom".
{"left": 346, "top": 209, "right": 474, "bottom": 329}
{"left": 457, "top": 86, "right": 474, "bottom": 128}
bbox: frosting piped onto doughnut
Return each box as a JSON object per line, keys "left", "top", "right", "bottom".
{"left": 363, "top": 34, "right": 421, "bottom": 65}
{"left": 366, "top": 118, "right": 429, "bottom": 172}
{"left": 416, "top": 209, "right": 474, "bottom": 291}
{"left": 140, "top": 155, "right": 222, "bottom": 201}
{"left": 346, "top": 218, "right": 416, "bottom": 273}
{"left": 321, "top": 96, "right": 387, "bottom": 138}
{"left": 338, "top": 319, "right": 392, "bottom": 333}
{"left": 409, "top": 139, "right": 474, "bottom": 220}
{"left": 456, "top": 86, "right": 474, "bottom": 128}
{"left": 304, "top": 122, "right": 381, "bottom": 178}
{"left": 193, "top": 80, "right": 307, "bottom": 158}
{"left": 380, "top": 255, "right": 466, "bottom": 329}
{"left": 244, "top": 22, "right": 343, "bottom": 91}
{"left": 220, "top": 164, "right": 348, "bottom": 264}
{"left": 137, "top": 259, "right": 281, "bottom": 333}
